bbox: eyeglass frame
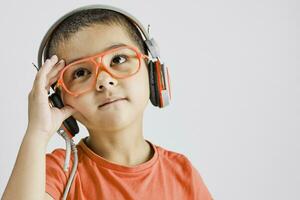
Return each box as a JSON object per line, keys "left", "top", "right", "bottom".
{"left": 55, "top": 45, "right": 150, "bottom": 97}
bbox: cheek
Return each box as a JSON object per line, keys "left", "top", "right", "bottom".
{"left": 60, "top": 92, "right": 93, "bottom": 122}
{"left": 60, "top": 90, "right": 72, "bottom": 107}
{"left": 127, "top": 64, "right": 150, "bottom": 103}
{"left": 141, "top": 64, "right": 150, "bottom": 98}
{"left": 60, "top": 91, "right": 86, "bottom": 113}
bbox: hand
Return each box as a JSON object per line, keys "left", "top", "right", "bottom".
{"left": 27, "top": 55, "right": 77, "bottom": 141}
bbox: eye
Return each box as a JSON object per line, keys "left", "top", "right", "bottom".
{"left": 111, "top": 55, "right": 128, "bottom": 66}
{"left": 72, "top": 68, "right": 91, "bottom": 79}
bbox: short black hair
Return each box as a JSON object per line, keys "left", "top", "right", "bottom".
{"left": 45, "top": 8, "right": 148, "bottom": 60}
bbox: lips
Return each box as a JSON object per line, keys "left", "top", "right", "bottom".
{"left": 98, "top": 97, "right": 127, "bottom": 108}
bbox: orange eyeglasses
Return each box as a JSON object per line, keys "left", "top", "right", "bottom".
{"left": 55, "top": 45, "right": 150, "bottom": 97}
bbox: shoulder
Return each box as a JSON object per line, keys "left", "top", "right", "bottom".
{"left": 46, "top": 148, "right": 71, "bottom": 171}
{"left": 45, "top": 146, "right": 83, "bottom": 199}
{"left": 154, "top": 144, "right": 213, "bottom": 199}
{"left": 46, "top": 144, "right": 84, "bottom": 172}
{"left": 45, "top": 148, "right": 70, "bottom": 181}
{"left": 154, "top": 144, "right": 193, "bottom": 170}
{"left": 45, "top": 148, "right": 69, "bottom": 199}
{"left": 46, "top": 148, "right": 66, "bottom": 162}
{"left": 155, "top": 144, "right": 207, "bottom": 179}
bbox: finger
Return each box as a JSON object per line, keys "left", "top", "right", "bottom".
{"left": 61, "top": 105, "right": 77, "bottom": 117}
{"left": 40, "top": 55, "right": 59, "bottom": 78}
{"left": 45, "top": 61, "right": 65, "bottom": 91}
{"left": 33, "top": 56, "right": 57, "bottom": 89}
{"left": 46, "top": 72, "right": 61, "bottom": 91}
{"left": 46, "top": 59, "right": 65, "bottom": 82}
{"left": 34, "top": 55, "right": 59, "bottom": 90}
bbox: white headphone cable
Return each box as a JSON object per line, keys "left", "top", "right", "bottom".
{"left": 57, "top": 127, "right": 78, "bottom": 200}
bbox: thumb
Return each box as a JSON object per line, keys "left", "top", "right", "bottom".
{"left": 60, "top": 105, "right": 77, "bottom": 119}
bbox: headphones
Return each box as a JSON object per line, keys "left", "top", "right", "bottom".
{"left": 36, "top": 4, "right": 172, "bottom": 138}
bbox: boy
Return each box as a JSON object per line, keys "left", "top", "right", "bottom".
{"left": 2, "top": 5, "right": 213, "bottom": 200}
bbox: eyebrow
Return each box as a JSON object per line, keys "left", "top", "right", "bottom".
{"left": 67, "top": 43, "right": 128, "bottom": 64}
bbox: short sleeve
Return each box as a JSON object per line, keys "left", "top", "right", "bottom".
{"left": 191, "top": 165, "right": 214, "bottom": 200}
{"left": 45, "top": 149, "right": 69, "bottom": 200}
{"left": 180, "top": 154, "right": 213, "bottom": 200}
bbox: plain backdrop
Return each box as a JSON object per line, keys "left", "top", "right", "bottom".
{"left": 0, "top": 0, "right": 299, "bottom": 199}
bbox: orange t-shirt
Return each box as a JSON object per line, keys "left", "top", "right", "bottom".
{"left": 46, "top": 137, "right": 213, "bottom": 200}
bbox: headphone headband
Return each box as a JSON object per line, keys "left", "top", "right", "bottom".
{"left": 37, "top": 4, "right": 161, "bottom": 68}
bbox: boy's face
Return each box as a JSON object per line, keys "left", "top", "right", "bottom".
{"left": 57, "top": 24, "right": 150, "bottom": 131}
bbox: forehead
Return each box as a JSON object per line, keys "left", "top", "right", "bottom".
{"left": 58, "top": 24, "right": 138, "bottom": 65}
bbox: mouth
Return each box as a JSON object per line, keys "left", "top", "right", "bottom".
{"left": 98, "top": 98, "right": 128, "bottom": 108}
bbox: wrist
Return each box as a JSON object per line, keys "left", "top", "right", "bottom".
{"left": 25, "top": 127, "right": 51, "bottom": 145}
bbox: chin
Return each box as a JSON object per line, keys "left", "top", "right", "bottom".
{"left": 96, "top": 116, "right": 134, "bottom": 132}
{"left": 94, "top": 106, "right": 135, "bottom": 129}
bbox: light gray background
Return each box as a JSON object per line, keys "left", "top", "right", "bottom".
{"left": 1, "top": 0, "right": 299, "bottom": 199}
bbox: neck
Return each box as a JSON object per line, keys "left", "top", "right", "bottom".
{"left": 85, "top": 117, "right": 154, "bottom": 166}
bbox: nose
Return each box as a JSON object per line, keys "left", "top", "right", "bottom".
{"left": 95, "top": 69, "right": 118, "bottom": 91}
